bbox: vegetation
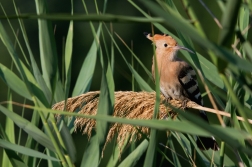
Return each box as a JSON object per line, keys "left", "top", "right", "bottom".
{"left": 0, "top": 0, "right": 252, "bottom": 166}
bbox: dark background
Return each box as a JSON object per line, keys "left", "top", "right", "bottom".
{"left": 0, "top": 0, "right": 227, "bottom": 166}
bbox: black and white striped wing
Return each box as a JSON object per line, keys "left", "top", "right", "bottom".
{"left": 178, "top": 65, "right": 209, "bottom": 122}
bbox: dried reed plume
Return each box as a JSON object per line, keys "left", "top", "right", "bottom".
{"left": 2, "top": 90, "right": 249, "bottom": 156}
{"left": 53, "top": 91, "right": 189, "bottom": 154}
{"left": 54, "top": 91, "right": 252, "bottom": 156}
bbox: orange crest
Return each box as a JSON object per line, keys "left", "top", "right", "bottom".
{"left": 145, "top": 33, "right": 177, "bottom": 48}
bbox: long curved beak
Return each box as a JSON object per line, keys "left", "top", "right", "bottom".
{"left": 173, "top": 46, "right": 194, "bottom": 54}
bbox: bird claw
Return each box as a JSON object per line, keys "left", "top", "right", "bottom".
{"left": 181, "top": 99, "right": 189, "bottom": 109}
{"left": 166, "top": 97, "right": 172, "bottom": 102}
{"left": 163, "top": 97, "right": 172, "bottom": 106}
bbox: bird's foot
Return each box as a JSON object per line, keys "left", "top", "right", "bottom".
{"left": 166, "top": 96, "right": 172, "bottom": 102}
{"left": 181, "top": 99, "right": 189, "bottom": 110}
{"left": 163, "top": 97, "right": 172, "bottom": 105}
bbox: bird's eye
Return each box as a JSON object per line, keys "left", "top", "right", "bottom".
{"left": 164, "top": 43, "right": 168, "bottom": 47}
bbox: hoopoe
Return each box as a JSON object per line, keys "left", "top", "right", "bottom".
{"left": 144, "top": 32, "right": 219, "bottom": 151}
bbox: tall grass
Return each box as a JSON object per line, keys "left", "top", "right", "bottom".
{"left": 0, "top": 0, "right": 252, "bottom": 166}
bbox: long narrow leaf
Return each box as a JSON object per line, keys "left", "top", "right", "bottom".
{"left": 144, "top": 30, "right": 161, "bottom": 167}
{"left": 0, "top": 63, "right": 31, "bottom": 100}
{"left": 13, "top": 0, "right": 52, "bottom": 103}
{"left": 107, "top": 134, "right": 129, "bottom": 167}
{"left": 0, "top": 105, "right": 56, "bottom": 152}
{"left": 0, "top": 139, "right": 59, "bottom": 161}
{"left": 64, "top": 17, "right": 73, "bottom": 101}
{"left": 72, "top": 25, "right": 101, "bottom": 96}
{"left": 35, "top": 0, "right": 58, "bottom": 95}
{"left": 2, "top": 93, "right": 15, "bottom": 167}
{"left": 219, "top": 0, "right": 241, "bottom": 47}
{"left": 118, "top": 140, "right": 149, "bottom": 167}
{"left": 2, "top": 149, "right": 28, "bottom": 167}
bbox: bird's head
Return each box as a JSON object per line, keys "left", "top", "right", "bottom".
{"left": 144, "top": 32, "right": 194, "bottom": 55}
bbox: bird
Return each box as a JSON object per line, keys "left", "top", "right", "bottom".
{"left": 144, "top": 32, "right": 219, "bottom": 151}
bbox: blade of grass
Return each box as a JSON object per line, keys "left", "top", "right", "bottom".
{"left": 80, "top": 136, "right": 100, "bottom": 167}
{"left": 216, "top": 0, "right": 225, "bottom": 12}
{"left": 0, "top": 13, "right": 164, "bottom": 23}
{"left": 79, "top": 70, "right": 112, "bottom": 166}
{"left": 46, "top": 149, "right": 61, "bottom": 167}
{"left": 168, "top": 136, "right": 182, "bottom": 167}
{"left": 240, "top": 152, "right": 251, "bottom": 167}
{"left": 144, "top": 29, "right": 160, "bottom": 167}
{"left": 35, "top": 0, "right": 58, "bottom": 98}
{"left": 229, "top": 81, "right": 245, "bottom": 131}
{"left": 72, "top": 25, "right": 101, "bottom": 96}
{"left": 0, "top": 105, "right": 56, "bottom": 152}
{"left": 131, "top": 41, "right": 135, "bottom": 91}
{"left": 172, "top": 132, "right": 197, "bottom": 167}
{"left": 107, "top": 134, "right": 129, "bottom": 167}
{"left": 59, "top": 1, "right": 76, "bottom": 163}
{"left": 22, "top": 108, "right": 40, "bottom": 165}
{"left": 2, "top": 92, "right": 14, "bottom": 167}
{"left": 118, "top": 140, "right": 149, "bottom": 167}
{"left": 239, "top": 5, "right": 249, "bottom": 39}
{"left": 0, "top": 124, "right": 27, "bottom": 167}
{"left": 0, "top": 63, "right": 31, "bottom": 100}
{"left": 58, "top": 121, "right": 76, "bottom": 163}
{"left": 1, "top": 148, "right": 28, "bottom": 167}
{"left": 157, "top": 145, "right": 175, "bottom": 166}
{"left": 186, "top": 135, "right": 212, "bottom": 166}
{"left": 219, "top": 0, "right": 241, "bottom": 47}
{"left": 0, "top": 139, "right": 59, "bottom": 161}
{"left": 81, "top": 23, "right": 114, "bottom": 167}
{"left": 110, "top": 23, "right": 114, "bottom": 73}
{"left": 96, "top": 59, "right": 114, "bottom": 160}
{"left": 220, "top": 74, "right": 252, "bottom": 133}
{"left": 219, "top": 142, "right": 225, "bottom": 167}
{"left": 13, "top": 0, "right": 52, "bottom": 103}
{"left": 198, "top": 0, "right": 222, "bottom": 29}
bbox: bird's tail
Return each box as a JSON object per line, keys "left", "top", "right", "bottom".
{"left": 196, "top": 136, "right": 219, "bottom": 151}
